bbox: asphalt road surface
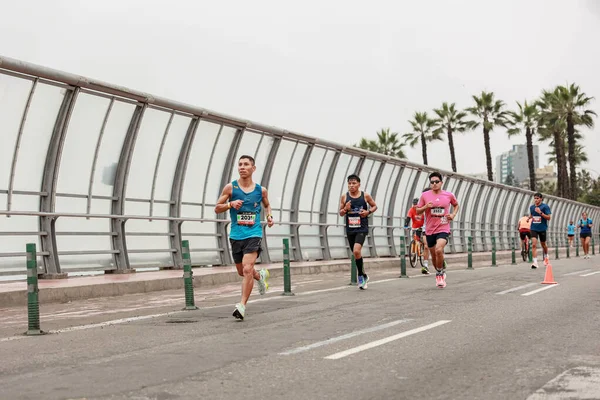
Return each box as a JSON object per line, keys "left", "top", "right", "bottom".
{"left": 1, "top": 257, "right": 599, "bottom": 400}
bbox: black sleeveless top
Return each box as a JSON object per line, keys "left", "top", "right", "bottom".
{"left": 345, "top": 191, "right": 369, "bottom": 233}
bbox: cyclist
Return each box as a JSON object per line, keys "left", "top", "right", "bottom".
{"left": 405, "top": 198, "right": 430, "bottom": 274}
{"left": 517, "top": 213, "right": 531, "bottom": 257}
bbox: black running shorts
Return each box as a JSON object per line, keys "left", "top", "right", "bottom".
{"left": 530, "top": 230, "right": 547, "bottom": 243}
{"left": 347, "top": 232, "right": 367, "bottom": 250}
{"left": 580, "top": 232, "right": 591, "bottom": 239}
{"left": 426, "top": 232, "right": 449, "bottom": 248}
{"left": 519, "top": 231, "right": 531, "bottom": 241}
{"left": 230, "top": 237, "right": 262, "bottom": 264}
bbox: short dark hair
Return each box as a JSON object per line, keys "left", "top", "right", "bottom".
{"left": 347, "top": 174, "right": 361, "bottom": 183}
{"left": 239, "top": 155, "right": 255, "bottom": 166}
{"left": 533, "top": 192, "right": 543, "bottom": 198}
{"left": 429, "top": 172, "right": 443, "bottom": 181}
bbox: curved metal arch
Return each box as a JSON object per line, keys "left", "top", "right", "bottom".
{"left": 39, "top": 87, "right": 80, "bottom": 277}
{"left": 149, "top": 111, "right": 175, "bottom": 218}
{"left": 169, "top": 117, "right": 200, "bottom": 269}
{"left": 289, "top": 144, "right": 313, "bottom": 260}
{"left": 386, "top": 165, "right": 405, "bottom": 257}
{"left": 365, "top": 161, "right": 386, "bottom": 258}
{"left": 319, "top": 150, "right": 341, "bottom": 260}
{"left": 7, "top": 78, "right": 37, "bottom": 213}
{"left": 110, "top": 103, "right": 147, "bottom": 271}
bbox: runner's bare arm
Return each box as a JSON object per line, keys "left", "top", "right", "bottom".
{"left": 261, "top": 187, "right": 274, "bottom": 227}
{"left": 365, "top": 193, "right": 377, "bottom": 215}
{"left": 214, "top": 184, "right": 233, "bottom": 214}
{"left": 339, "top": 194, "right": 348, "bottom": 217}
{"left": 447, "top": 203, "right": 460, "bottom": 220}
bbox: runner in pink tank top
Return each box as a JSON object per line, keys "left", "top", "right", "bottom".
{"left": 416, "top": 172, "right": 459, "bottom": 288}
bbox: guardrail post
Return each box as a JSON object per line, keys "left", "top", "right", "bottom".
{"left": 282, "top": 238, "right": 294, "bottom": 296}
{"left": 511, "top": 237, "right": 516, "bottom": 265}
{"left": 181, "top": 240, "right": 198, "bottom": 310}
{"left": 26, "top": 243, "right": 44, "bottom": 335}
{"left": 399, "top": 236, "right": 407, "bottom": 278}
{"left": 467, "top": 236, "right": 473, "bottom": 270}
{"left": 576, "top": 236, "right": 580, "bottom": 257}
{"left": 491, "top": 236, "right": 497, "bottom": 267}
{"left": 350, "top": 255, "right": 357, "bottom": 285}
{"left": 566, "top": 238, "right": 570, "bottom": 258}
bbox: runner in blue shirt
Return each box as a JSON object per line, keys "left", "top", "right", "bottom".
{"left": 578, "top": 212, "right": 593, "bottom": 259}
{"left": 528, "top": 192, "right": 552, "bottom": 269}
{"left": 215, "top": 155, "right": 275, "bottom": 320}
{"left": 566, "top": 220, "right": 576, "bottom": 248}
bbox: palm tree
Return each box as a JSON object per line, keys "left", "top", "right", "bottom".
{"left": 433, "top": 102, "right": 468, "bottom": 173}
{"left": 537, "top": 89, "right": 569, "bottom": 198}
{"left": 465, "top": 91, "right": 510, "bottom": 181}
{"left": 402, "top": 112, "right": 440, "bottom": 165}
{"left": 546, "top": 134, "right": 588, "bottom": 167}
{"left": 356, "top": 128, "right": 406, "bottom": 158}
{"left": 508, "top": 100, "right": 539, "bottom": 191}
{"left": 550, "top": 84, "right": 596, "bottom": 199}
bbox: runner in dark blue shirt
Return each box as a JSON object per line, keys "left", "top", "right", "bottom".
{"left": 528, "top": 192, "right": 552, "bottom": 269}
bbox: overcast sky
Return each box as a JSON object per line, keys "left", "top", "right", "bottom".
{"left": 1, "top": 0, "right": 599, "bottom": 178}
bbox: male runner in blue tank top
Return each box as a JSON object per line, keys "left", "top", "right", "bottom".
{"left": 339, "top": 174, "right": 377, "bottom": 289}
{"left": 215, "top": 155, "right": 274, "bottom": 320}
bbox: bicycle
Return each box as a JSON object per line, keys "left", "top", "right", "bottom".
{"left": 406, "top": 228, "right": 425, "bottom": 268}
{"left": 520, "top": 236, "right": 529, "bottom": 262}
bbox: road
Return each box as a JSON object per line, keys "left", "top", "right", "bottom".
{"left": 1, "top": 258, "right": 600, "bottom": 400}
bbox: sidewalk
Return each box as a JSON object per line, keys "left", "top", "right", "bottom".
{"left": 0, "top": 248, "right": 574, "bottom": 307}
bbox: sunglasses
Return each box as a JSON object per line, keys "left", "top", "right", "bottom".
{"left": 430, "top": 180, "right": 441, "bottom": 184}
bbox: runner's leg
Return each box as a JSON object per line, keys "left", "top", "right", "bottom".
{"left": 240, "top": 251, "right": 259, "bottom": 306}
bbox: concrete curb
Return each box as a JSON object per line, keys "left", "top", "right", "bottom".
{"left": 1, "top": 249, "right": 572, "bottom": 307}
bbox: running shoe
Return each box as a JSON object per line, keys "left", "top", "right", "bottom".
{"left": 436, "top": 274, "right": 444, "bottom": 288}
{"left": 362, "top": 275, "right": 369, "bottom": 289}
{"left": 421, "top": 266, "right": 430, "bottom": 275}
{"left": 358, "top": 275, "right": 364, "bottom": 289}
{"left": 232, "top": 303, "right": 245, "bottom": 320}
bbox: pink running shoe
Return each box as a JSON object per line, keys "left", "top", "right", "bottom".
{"left": 436, "top": 275, "right": 444, "bottom": 288}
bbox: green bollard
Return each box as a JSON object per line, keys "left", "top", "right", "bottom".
{"left": 399, "top": 236, "right": 408, "bottom": 278}
{"left": 576, "top": 237, "right": 580, "bottom": 257}
{"left": 555, "top": 240, "right": 559, "bottom": 260}
{"left": 467, "top": 236, "right": 473, "bottom": 270}
{"left": 528, "top": 239, "right": 533, "bottom": 262}
{"left": 593, "top": 236, "right": 596, "bottom": 256}
{"left": 181, "top": 240, "right": 198, "bottom": 310}
{"left": 491, "top": 237, "right": 497, "bottom": 267}
{"left": 511, "top": 237, "right": 516, "bottom": 265}
{"left": 566, "top": 238, "right": 570, "bottom": 258}
{"left": 350, "top": 255, "right": 358, "bottom": 285}
{"left": 282, "top": 238, "right": 294, "bottom": 296}
{"left": 25, "top": 243, "right": 44, "bottom": 335}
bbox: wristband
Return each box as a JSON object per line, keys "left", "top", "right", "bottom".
{"left": 227, "top": 202, "right": 231, "bottom": 209}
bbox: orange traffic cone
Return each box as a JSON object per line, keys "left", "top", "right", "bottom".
{"left": 541, "top": 260, "right": 558, "bottom": 285}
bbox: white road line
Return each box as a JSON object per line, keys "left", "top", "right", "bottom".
{"left": 279, "top": 319, "right": 412, "bottom": 355}
{"left": 562, "top": 269, "right": 591, "bottom": 276}
{"left": 580, "top": 271, "right": 600, "bottom": 277}
{"left": 324, "top": 320, "right": 451, "bottom": 360}
{"left": 521, "top": 285, "right": 559, "bottom": 296}
{"left": 496, "top": 282, "right": 537, "bottom": 295}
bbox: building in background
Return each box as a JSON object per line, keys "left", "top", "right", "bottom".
{"left": 495, "top": 144, "right": 539, "bottom": 185}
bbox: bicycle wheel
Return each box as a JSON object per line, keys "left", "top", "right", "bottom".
{"left": 417, "top": 241, "right": 425, "bottom": 268}
{"left": 409, "top": 240, "right": 417, "bottom": 268}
